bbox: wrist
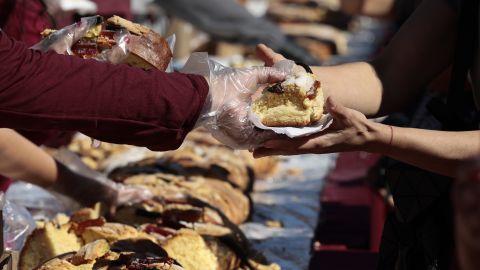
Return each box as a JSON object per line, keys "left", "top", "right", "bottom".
{"left": 366, "top": 122, "right": 394, "bottom": 154}
{"left": 194, "top": 75, "right": 213, "bottom": 128}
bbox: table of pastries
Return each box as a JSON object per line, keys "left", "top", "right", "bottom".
{"left": 5, "top": 128, "right": 335, "bottom": 270}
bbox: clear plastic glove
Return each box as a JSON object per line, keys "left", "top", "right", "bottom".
{"left": 52, "top": 149, "right": 153, "bottom": 211}
{"left": 31, "top": 15, "right": 102, "bottom": 54}
{"left": 0, "top": 192, "right": 36, "bottom": 251}
{"left": 182, "top": 53, "right": 286, "bottom": 149}
{"left": 31, "top": 15, "right": 131, "bottom": 66}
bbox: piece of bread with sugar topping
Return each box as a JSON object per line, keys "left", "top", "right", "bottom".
{"left": 252, "top": 71, "right": 324, "bottom": 127}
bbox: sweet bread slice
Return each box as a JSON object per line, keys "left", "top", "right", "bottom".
{"left": 252, "top": 72, "right": 324, "bottom": 127}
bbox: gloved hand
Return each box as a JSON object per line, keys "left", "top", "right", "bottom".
{"left": 51, "top": 149, "right": 153, "bottom": 211}
{"left": 182, "top": 53, "right": 286, "bottom": 149}
{"left": 31, "top": 15, "right": 129, "bottom": 65}
{"left": 31, "top": 15, "right": 102, "bottom": 54}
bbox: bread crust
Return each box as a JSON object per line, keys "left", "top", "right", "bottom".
{"left": 106, "top": 15, "right": 151, "bottom": 35}
{"left": 121, "top": 173, "right": 250, "bottom": 225}
{"left": 106, "top": 15, "right": 172, "bottom": 71}
{"left": 260, "top": 117, "right": 312, "bottom": 127}
{"left": 126, "top": 32, "right": 172, "bottom": 71}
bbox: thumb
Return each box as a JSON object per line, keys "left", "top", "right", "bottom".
{"left": 239, "top": 66, "right": 286, "bottom": 95}
{"left": 326, "top": 97, "right": 350, "bottom": 121}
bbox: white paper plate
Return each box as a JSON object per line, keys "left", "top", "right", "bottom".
{"left": 249, "top": 109, "right": 334, "bottom": 138}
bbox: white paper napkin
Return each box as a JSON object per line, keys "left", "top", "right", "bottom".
{"left": 249, "top": 110, "right": 334, "bottom": 138}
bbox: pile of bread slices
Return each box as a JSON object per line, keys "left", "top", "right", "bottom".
{"left": 20, "top": 129, "right": 280, "bottom": 270}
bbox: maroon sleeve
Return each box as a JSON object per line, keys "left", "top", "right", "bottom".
{"left": 0, "top": 31, "right": 209, "bottom": 151}
{"left": 1, "top": 0, "right": 52, "bottom": 46}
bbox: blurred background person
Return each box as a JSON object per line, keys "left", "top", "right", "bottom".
{"left": 253, "top": 0, "right": 479, "bottom": 269}
{"left": 153, "top": 0, "right": 319, "bottom": 65}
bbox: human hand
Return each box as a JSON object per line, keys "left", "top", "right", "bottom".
{"left": 31, "top": 16, "right": 102, "bottom": 54}
{"left": 52, "top": 149, "right": 152, "bottom": 211}
{"left": 253, "top": 97, "right": 390, "bottom": 157}
{"left": 182, "top": 53, "right": 286, "bottom": 149}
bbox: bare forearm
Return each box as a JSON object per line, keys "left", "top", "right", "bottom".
{"left": 340, "top": 0, "right": 395, "bottom": 18}
{"left": 372, "top": 124, "right": 480, "bottom": 177}
{"left": 0, "top": 129, "right": 121, "bottom": 206}
{"left": 312, "top": 0, "right": 456, "bottom": 117}
{"left": 0, "top": 129, "right": 57, "bottom": 186}
{"left": 253, "top": 97, "right": 479, "bottom": 178}
{"left": 312, "top": 62, "right": 383, "bottom": 116}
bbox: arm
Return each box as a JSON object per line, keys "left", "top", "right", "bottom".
{"left": 0, "top": 31, "right": 285, "bottom": 150}
{"left": 253, "top": 1, "right": 470, "bottom": 176}
{"left": 320, "top": 0, "right": 456, "bottom": 116}
{"left": 254, "top": 98, "right": 480, "bottom": 177}
{"left": 0, "top": 129, "right": 120, "bottom": 206}
{"left": 258, "top": 0, "right": 458, "bottom": 117}
{"left": 0, "top": 31, "right": 209, "bottom": 151}
{"left": 0, "top": 129, "right": 57, "bottom": 187}
{"left": 373, "top": 125, "right": 480, "bottom": 177}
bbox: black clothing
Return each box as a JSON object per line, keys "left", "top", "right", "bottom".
{"left": 377, "top": 0, "right": 480, "bottom": 269}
